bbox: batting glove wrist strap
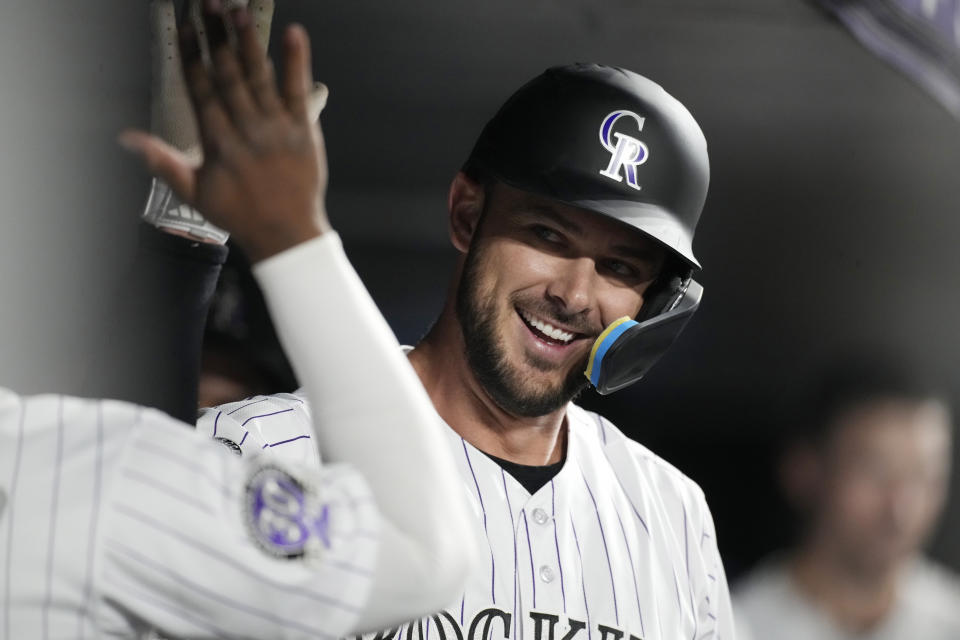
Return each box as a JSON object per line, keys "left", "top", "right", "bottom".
{"left": 141, "top": 178, "right": 230, "bottom": 245}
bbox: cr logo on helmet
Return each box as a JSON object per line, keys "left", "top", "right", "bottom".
{"left": 598, "top": 110, "right": 648, "bottom": 190}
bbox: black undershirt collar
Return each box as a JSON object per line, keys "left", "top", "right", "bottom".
{"left": 481, "top": 451, "right": 566, "bottom": 494}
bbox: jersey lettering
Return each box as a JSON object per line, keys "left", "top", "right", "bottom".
{"left": 346, "top": 610, "right": 641, "bottom": 640}
{"left": 468, "top": 607, "right": 512, "bottom": 640}
{"left": 529, "top": 611, "right": 588, "bottom": 640}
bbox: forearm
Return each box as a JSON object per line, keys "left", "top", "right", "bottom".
{"left": 254, "top": 233, "right": 478, "bottom": 628}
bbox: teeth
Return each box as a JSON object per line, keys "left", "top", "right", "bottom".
{"left": 520, "top": 310, "right": 575, "bottom": 343}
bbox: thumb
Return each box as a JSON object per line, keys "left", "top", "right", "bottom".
{"left": 118, "top": 130, "right": 198, "bottom": 204}
{"left": 308, "top": 82, "right": 329, "bottom": 123}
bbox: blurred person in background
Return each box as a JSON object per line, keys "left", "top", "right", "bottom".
{"left": 734, "top": 353, "right": 960, "bottom": 639}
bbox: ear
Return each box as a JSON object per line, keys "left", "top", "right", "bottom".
{"left": 448, "top": 172, "right": 486, "bottom": 253}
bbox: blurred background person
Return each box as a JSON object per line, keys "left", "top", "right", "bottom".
{"left": 734, "top": 353, "right": 960, "bottom": 639}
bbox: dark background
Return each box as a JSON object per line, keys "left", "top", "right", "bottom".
{"left": 2, "top": 0, "right": 959, "bottom": 582}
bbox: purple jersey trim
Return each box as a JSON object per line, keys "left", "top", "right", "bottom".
{"left": 673, "top": 572, "right": 683, "bottom": 612}
{"left": 683, "top": 505, "right": 698, "bottom": 640}
{"left": 241, "top": 408, "right": 294, "bottom": 427}
{"left": 501, "top": 469, "right": 519, "bottom": 639}
{"left": 614, "top": 509, "right": 645, "bottom": 638}
{"left": 579, "top": 468, "right": 619, "bottom": 624}
{"left": 266, "top": 434, "right": 312, "bottom": 448}
{"left": 569, "top": 515, "right": 592, "bottom": 640}
{"left": 227, "top": 397, "right": 268, "bottom": 415}
{"left": 594, "top": 414, "right": 608, "bottom": 445}
{"left": 461, "top": 439, "right": 496, "bottom": 604}
{"left": 550, "top": 479, "right": 567, "bottom": 613}
{"left": 607, "top": 472, "right": 651, "bottom": 537}
{"left": 522, "top": 509, "right": 536, "bottom": 609}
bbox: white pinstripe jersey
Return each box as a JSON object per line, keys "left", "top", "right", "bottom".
{"left": 0, "top": 387, "right": 378, "bottom": 639}
{"left": 201, "top": 389, "right": 736, "bottom": 640}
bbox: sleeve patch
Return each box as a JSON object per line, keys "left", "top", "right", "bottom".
{"left": 244, "top": 465, "right": 330, "bottom": 559}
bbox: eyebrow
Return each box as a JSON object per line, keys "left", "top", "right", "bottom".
{"left": 517, "top": 201, "right": 663, "bottom": 264}
{"left": 516, "top": 203, "right": 582, "bottom": 234}
{"left": 611, "top": 243, "right": 663, "bottom": 263}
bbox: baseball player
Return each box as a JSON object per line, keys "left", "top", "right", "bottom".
{"left": 199, "top": 58, "right": 736, "bottom": 639}
{"left": 0, "top": 2, "right": 477, "bottom": 637}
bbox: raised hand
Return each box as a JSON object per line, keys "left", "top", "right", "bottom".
{"left": 123, "top": 0, "right": 331, "bottom": 262}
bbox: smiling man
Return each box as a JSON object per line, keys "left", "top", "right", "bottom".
{"left": 201, "top": 64, "right": 734, "bottom": 638}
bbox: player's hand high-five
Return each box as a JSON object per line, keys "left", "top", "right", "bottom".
{"left": 124, "top": 0, "right": 330, "bottom": 262}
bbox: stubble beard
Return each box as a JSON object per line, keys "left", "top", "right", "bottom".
{"left": 455, "top": 246, "right": 590, "bottom": 418}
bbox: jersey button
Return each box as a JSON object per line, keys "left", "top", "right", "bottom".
{"left": 532, "top": 508, "right": 549, "bottom": 525}
{"left": 539, "top": 565, "right": 555, "bottom": 583}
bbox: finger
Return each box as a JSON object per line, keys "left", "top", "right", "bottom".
{"left": 248, "top": 0, "right": 274, "bottom": 52}
{"left": 307, "top": 82, "right": 329, "bottom": 123}
{"left": 118, "top": 130, "right": 198, "bottom": 202}
{"left": 201, "top": 1, "right": 259, "bottom": 128}
{"left": 179, "top": 8, "right": 236, "bottom": 156}
{"left": 233, "top": 3, "right": 284, "bottom": 114}
{"left": 150, "top": 0, "right": 200, "bottom": 150}
{"left": 149, "top": 0, "right": 178, "bottom": 78}
{"left": 281, "top": 24, "right": 313, "bottom": 122}
{"left": 199, "top": 0, "right": 229, "bottom": 55}
{"left": 189, "top": 0, "right": 208, "bottom": 59}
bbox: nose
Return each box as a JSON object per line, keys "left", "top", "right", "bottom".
{"left": 545, "top": 256, "right": 597, "bottom": 315}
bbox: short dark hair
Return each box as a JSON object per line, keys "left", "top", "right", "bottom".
{"left": 799, "top": 350, "right": 947, "bottom": 446}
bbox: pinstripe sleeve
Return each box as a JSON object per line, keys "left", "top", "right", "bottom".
{"left": 688, "top": 485, "right": 735, "bottom": 640}
{"left": 197, "top": 391, "right": 318, "bottom": 467}
{"left": 97, "top": 407, "right": 378, "bottom": 639}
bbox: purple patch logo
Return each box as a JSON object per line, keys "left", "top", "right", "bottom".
{"left": 245, "top": 466, "right": 330, "bottom": 559}
{"left": 598, "top": 110, "right": 649, "bottom": 190}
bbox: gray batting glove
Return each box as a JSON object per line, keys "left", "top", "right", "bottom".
{"left": 141, "top": 1, "right": 326, "bottom": 244}
{"left": 142, "top": 0, "right": 228, "bottom": 243}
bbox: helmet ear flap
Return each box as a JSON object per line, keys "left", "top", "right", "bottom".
{"left": 584, "top": 261, "right": 702, "bottom": 394}
{"left": 635, "top": 260, "right": 692, "bottom": 323}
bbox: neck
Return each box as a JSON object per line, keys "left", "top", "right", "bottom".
{"left": 790, "top": 539, "right": 905, "bottom": 633}
{"left": 409, "top": 306, "right": 568, "bottom": 466}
